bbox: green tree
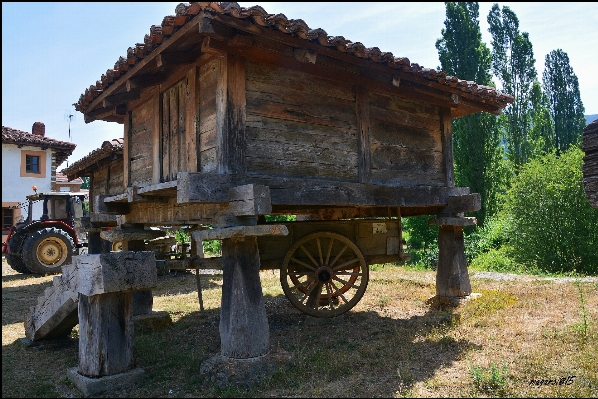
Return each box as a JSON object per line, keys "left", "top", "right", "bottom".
{"left": 527, "top": 81, "right": 554, "bottom": 156}
{"left": 542, "top": 49, "right": 586, "bottom": 154}
{"left": 503, "top": 147, "right": 598, "bottom": 274}
{"left": 80, "top": 176, "right": 90, "bottom": 190}
{"left": 488, "top": 3, "right": 538, "bottom": 167}
{"left": 436, "top": 2, "right": 505, "bottom": 225}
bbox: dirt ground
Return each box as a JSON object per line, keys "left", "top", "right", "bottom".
{"left": 2, "top": 256, "right": 597, "bottom": 398}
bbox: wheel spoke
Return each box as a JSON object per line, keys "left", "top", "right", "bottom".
{"left": 289, "top": 256, "right": 316, "bottom": 271}
{"left": 325, "top": 237, "right": 334, "bottom": 265}
{"left": 332, "top": 257, "right": 360, "bottom": 271}
{"left": 290, "top": 276, "right": 315, "bottom": 292}
{"left": 325, "top": 283, "right": 334, "bottom": 309}
{"left": 300, "top": 245, "right": 320, "bottom": 268}
{"left": 329, "top": 245, "right": 348, "bottom": 268}
{"left": 305, "top": 282, "right": 322, "bottom": 308}
{"left": 287, "top": 271, "right": 310, "bottom": 276}
{"left": 336, "top": 271, "right": 363, "bottom": 276}
{"left": 330, "top": 280, "right": 350, "bottom": 305}
{"left": 333, "top": 276, "right": 360, "bottom": 290}
{"left": 316, "top": 237, "right": 323, "bottom": 265}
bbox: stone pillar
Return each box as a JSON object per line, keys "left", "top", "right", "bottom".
{"left": 72, "top": 251, "right": 156, "bottom": 377}
{"left": 428, "top": 216, "right": 476, "bottom": 307}
{"left": 436, "top": 225, "right": 471, "bottom": 297}
{"left": 220, "top": 235, "right": 269, "bottom": 358}
{"left": 101, "top": 225, "right": 166, "bottom": 316}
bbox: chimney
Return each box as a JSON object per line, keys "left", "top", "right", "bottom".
{"left": 32, "top": 122, "right": 45, "bottom": 136}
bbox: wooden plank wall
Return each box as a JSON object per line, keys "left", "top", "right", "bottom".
{"left": 129, "top": 99, "right": 154, "bottom": 187}
{"left": 161, "top": 79, "right": 189, "bottom": 182}
{"left": 245, "top": 61, "right": 359, "bottom": 182}
{"left": 368, "top": 91, "right": 444, "bottom": 187}
{"left": 198, "top": 58, "right": 220, "bottom": 172}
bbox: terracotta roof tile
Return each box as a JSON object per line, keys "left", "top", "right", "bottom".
{"left": 74, "top": 2, "right": 514, "bottom": 113}
{"left": 55, "top": 171, "right": 83, "bottom": 184}
{"left": 2, "top": 126, "right": 76, "bottom": 167}
{"left": 62, "top": 138, "right": 123, "bottom": 178}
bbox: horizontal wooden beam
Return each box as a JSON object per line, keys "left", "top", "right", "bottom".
{"left": 126, "top": 73, "right": 167, "bottom": 91}
{"left": 103, "top": 89, "right": 140, "bottom": 107}
{"left": 177, "top": 172, "right": 470, "bottom": 208}
{"left": 156, "top": 51, "right": 199, "bottom": 68}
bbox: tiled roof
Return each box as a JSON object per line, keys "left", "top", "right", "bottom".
{"left": 62, "top": 138, "right": 123, "bottom": 179}
{"left": 56, "top": 171, "right": 83, "bottom": 184}
{"left": 2, "top": 126, "right": 76, "bottom": 167}
{"left": 74, "top": 2, "right": 513, "bottom": 114}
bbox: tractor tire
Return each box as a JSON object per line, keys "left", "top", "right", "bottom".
{"left": 5, "top": 253, "right": 32, "bottom": 274}
{"left": 5, "top": 232, "right": 32, "bottom": 274}
{"left": 22, "top": 227, "right": 75, "bottom": 275}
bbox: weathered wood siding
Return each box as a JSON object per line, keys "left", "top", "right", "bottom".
{"left": 125, "top": 199, "right": 225, "bottom": 225}
{"left": 90, "top": 159, "right": 124, "bottom": 197}
{"left": 582, "top": 119, "right": 598, "bottom": 208}
{"left": 129, "top": 99, "right": 154, "bottom": 187}
{"left": 198, "top": 58, "right": 220, "bottom": 173}
{"left": 161, "top": 79, "right": 189, "bottom": 181}
{"left": 368, "top": 91, "right": 444, "bottom": 187}
{"left": 245, "top": 61, "right": 359, "bottom": 182}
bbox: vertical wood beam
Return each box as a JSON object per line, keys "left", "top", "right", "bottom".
{"left": 441, "top": 108, "right": 455, "bottom": 188}
{"left": 78, "top": 292, "right": 134, "bottom": 377}
{"left": 169, "top": 84, "right": 179, "bottom": 182}
{"left": 153, "top": 90, "right": 162, "bottom": 184}
{"left": 187, "top": 67, "right": 199, "bottom": 172}
{"left": 216, "top": 55, "right": 228, "bottom": 173}
{"left": 356, "top": 86, "right": 372, "bottom": 184}
{"left": 162, "top": 90, "right": 171, "bottom": 182}
{"left": 123, "top": 111, "right": 131, "bottom": 188}
{"left": 226, "top": 54, "right": 247, "bottom": 174}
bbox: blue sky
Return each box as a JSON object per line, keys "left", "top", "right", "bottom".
{"left": 3, "top": 2, "right": 597, "bottom": 167}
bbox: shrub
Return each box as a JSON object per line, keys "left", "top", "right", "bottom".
{"left": 502, "top": 147, "right": 598, "bottom": 274}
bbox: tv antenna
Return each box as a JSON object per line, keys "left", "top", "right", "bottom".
{"left": 64, "top": 109, "right": 76, "bottom": 141}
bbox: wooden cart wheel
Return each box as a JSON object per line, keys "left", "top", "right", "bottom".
{"left": 280, "top": 232, "right": 369, "bottom": 318}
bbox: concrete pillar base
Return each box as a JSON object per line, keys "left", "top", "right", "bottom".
{"left": 67, "top": 367, "right": 144, "bottom": 397}
{"left": 199, "top": 346, "right": 295, "bottom": 390}
{"left": 133, "top": 310, "right": 172, "bottom": 333}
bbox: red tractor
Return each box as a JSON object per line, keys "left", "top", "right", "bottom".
{"left": 2, "top": 192, "right": 88, "bottom": 274}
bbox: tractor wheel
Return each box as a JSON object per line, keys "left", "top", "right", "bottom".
{"left": 5, "top": 232, "right": 32, "bottom": 274}
{"left": 5, "top": 253, "right": 32, "bottom": 274}
{"left": 22, "top": 227, "right": 75, "bottom": 275}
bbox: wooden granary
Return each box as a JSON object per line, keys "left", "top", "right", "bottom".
{"left": 66, "top": 2, "right": 513, "bottom": 363}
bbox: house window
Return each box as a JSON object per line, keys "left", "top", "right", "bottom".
{"left": 20, "top": 150, "right": 47, "bottom": 178}
{"left": 3, "top": 208, "right": 14, "bottom": 230}
{"left": 26, "top": 155, "right": 40, "bottom": 173}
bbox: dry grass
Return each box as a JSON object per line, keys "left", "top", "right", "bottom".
{"left": 2, "top": 259, "right": 597, "bottom": 398}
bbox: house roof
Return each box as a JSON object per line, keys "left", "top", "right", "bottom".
{"left": 62, "top": 138, "right": 123, "bottom": 180}
{"left": 75, "top": 2, "right": 513, "bottom": 121}
{"left": 2, "top": 126, "right": 76, "bottom": 167}
{"left": 55, "top": 171, "right": 83, "bottom": 185}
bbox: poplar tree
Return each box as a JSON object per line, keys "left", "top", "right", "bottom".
{"left": 542, "top": 49, "right": 586, "bottom": 154}
{"left": 436, "top": 2, "right": 504, "bottom": 225}
{"left": 487, "top": 3, "right": 538, "bottom": 167}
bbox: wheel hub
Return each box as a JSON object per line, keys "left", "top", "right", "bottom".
{"left": 315, "top": 265, "right": 333, "bottom": 283}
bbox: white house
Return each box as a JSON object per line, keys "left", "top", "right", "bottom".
{"left": 2, "top": 123, "right": 76, "bottom": 243}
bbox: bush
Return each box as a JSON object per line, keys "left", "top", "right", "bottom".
{"left": 502, "top": 147, "right": 598, "bottom": 274}
{"left": 403, "top": 215, "right": 439, "bottom": 270}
